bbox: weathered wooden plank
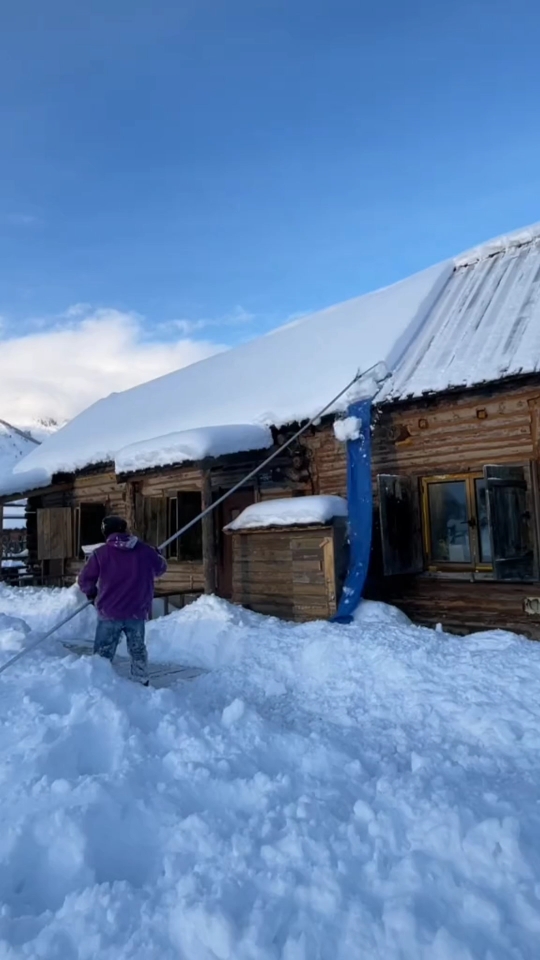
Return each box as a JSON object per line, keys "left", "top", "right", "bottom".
{"left": 234, "top": 580, "right": 294, "bottom": 595}
{"left": 232, "top": 562, "right": 293, "bottom": 579}
{"left": 366, "top": 574, "right": 540, "bottom": 639}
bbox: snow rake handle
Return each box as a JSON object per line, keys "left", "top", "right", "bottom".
{"left": 0, "top": 600, "right": 93, "bottom": 677}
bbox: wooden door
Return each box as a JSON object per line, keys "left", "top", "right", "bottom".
{"left": 217, "top": 489, "right": 255, "bottom": 598}
{"left": 37, "top": 508, "right": 73, "bottom": 560}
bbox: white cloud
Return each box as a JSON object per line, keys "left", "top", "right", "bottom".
{"left": 163, "top": 305, "right": 254, "bottom": 336}
{"left": 0, "top": 307, "right": 224, "bottom": 425}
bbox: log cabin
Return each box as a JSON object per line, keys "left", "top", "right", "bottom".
{"left": 3, "top": 224, "right": 540, "bottom": 636}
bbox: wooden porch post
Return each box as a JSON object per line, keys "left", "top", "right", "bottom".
{"left": 124, "top": 481, "right": 139, "bottom": 537}
{"left": 201, "top": 471, "right": 216, "bottom": 594}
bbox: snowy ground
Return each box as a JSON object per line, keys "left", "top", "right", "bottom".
{"left": 0, "top": 586, "right": 539, "bottom": 959}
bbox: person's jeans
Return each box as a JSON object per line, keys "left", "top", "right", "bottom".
{"left": 94, "top": 618, "right": 148, "bottom": 683}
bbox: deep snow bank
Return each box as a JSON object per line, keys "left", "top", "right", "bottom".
{"left": 0, "top": 587, "right": 539, "bottom": 959}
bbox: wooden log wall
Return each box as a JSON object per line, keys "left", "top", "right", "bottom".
{"left": 371, "top": 384, "right": 540, "bottom": 476}
{"left": 302, "top": 427, "right": 347, "bottom": 497}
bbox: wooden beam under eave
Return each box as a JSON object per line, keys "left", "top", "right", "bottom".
{"left": 201, "top": 470, "right": 216, "bottom": 595}
{"left": 124, "top": 480, "right": 140, "bottom": 537}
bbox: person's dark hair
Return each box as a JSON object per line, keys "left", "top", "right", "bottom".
{"left": 101, "top": 515, "right": 128, "bottom": 537}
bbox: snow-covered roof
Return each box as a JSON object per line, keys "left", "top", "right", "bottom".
{"left": 5, "top": 222, "right": 540, "bottom": 496}
{"left": 225, "top": 495, "right": 348, "bottom": 531}
{"left": 2, "top": 260, "right": 450, "bottom": 494}
{"left": 382, "top": 229, "right": 540, "bottom": 401}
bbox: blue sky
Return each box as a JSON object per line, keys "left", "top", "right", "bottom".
{"left": 1, "top": 0, "right": 540, "bottom": 394}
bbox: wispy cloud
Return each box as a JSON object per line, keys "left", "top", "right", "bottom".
{"left": 0, "top": 305, "right": 224, "bottom": 424}
{"left": 161, "top": 305, "right": 255, "bottom": 337}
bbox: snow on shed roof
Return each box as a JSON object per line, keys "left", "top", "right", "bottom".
{"left": 382, "top": 231, "right": 540, "bottom": 401}
{"left": 3, "top": 260, "right": 450, "bottom": 494}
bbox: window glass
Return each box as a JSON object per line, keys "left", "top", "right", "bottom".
{"left": 428, "top": 481, "right": 471, "bottom": 563}
{"left": 177, "top": 492, "right": 203, "bottom": 561}
{"left": 475, "top": 479, "right": 492, "bottom": 563}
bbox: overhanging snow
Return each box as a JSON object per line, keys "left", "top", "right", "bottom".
{"left": 115, "top": 424, "right": 273, "bottom": 474}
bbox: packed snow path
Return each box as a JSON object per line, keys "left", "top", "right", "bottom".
{"left": 0, "top": 587, "right": 539, "bottom": 959}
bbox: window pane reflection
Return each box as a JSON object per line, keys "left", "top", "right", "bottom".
{"left": 428, "top": 481, "right": 471, "bottom": 563}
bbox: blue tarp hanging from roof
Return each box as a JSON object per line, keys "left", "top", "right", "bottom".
{"left": 332, "top": 398, "right": 372, "bottom": 623}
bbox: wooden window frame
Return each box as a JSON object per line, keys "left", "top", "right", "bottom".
{"left": 421, "top": 473, "right": 493, "bottom": 574}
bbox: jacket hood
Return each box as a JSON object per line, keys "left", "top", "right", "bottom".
{"left": 106, "top": 534, "right": 139, "bottom": 550}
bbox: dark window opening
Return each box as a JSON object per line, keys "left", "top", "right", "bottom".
{"left": 78, "top": 503, "right": 107, "bottom": 558}
{"left": 167, "top": 492, "right": 203, "bottom": 561}
{"left": 167, "top": 497, "right": 178, "bottom": 559}
{"left": 377, "top": 475, "right": 423, "bottom": 576}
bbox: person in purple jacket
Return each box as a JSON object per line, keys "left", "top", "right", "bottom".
{"left": 78, "top": 515, "right": 167, "bottom": 685}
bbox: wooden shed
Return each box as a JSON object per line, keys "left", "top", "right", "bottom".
{"left": 228, "top": 509, "right": 348, "bottom": 621}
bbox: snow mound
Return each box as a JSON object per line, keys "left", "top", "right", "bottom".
{"left": 0, "top": 587, "right": 539, "bottom": 958}
{"left": 115, "top": 423, "right": 273, "bottom": 474}
{"left": 225, "top": 494, "right": 348, "bottom": 530}
{"left": 353, "top": 598, "right": 411, "bottom": 626}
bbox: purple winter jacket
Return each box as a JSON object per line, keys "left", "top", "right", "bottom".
{"left": 78, "top": 534, "right": 167, "bottom": 621}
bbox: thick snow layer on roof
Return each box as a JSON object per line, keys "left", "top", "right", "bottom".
{"left": 9, "top": 261, "right": 451, "bottom": 489}
{"left": 116, "top": 424, "right": 273, "bottom": 474}
{"left": 383, "top": 235, "right": 540, "bottom": 401}
{"left": 225, "top": 495, "right": 348, "bottom": 530}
